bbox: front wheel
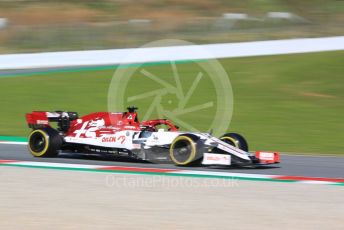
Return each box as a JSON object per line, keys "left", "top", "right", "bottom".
{"left": 169, "top": 135, "right": 201, "bottom": 166}
{"left": 28, "top": 127, "right": 62, "bottom": 157}
{"left": 220, "top": 133, "right": 248, "bottom": 152}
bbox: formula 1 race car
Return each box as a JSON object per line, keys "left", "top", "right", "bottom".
{"left": 25, "top": 107, "right": 280, "bottom": 167}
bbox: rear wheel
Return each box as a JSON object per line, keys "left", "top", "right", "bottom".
{"left": 169, "top": 135, "right": 201, "bottom": 166}
{"left": 220, "top": 133, "right": 248, "bottom": 152}
{"left": 28, "top": 127, "right": 62, "bottom": 157}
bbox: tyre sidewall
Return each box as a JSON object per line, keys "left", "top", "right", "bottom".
{"left": 220, "top": 133, "right": 248, "bottom": 152}
{"left": 169, "top": 135, "right": 201, "bottom": 166}
{"left": 28, "top": 127, "right": 62, "bottom": 157}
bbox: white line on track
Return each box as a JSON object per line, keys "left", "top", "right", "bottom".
{"left": 5, "top": 161, "right": 100, "bottom": 169}
{"left": 0, "top": 141, "right": 27, "bottom": 145}
{"left": 0, "top": 36, "right": 343, "bottom": 70}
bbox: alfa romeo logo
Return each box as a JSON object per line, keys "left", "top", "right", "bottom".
{"left": 108, "top": 39, "right": 233, "bottom": 136}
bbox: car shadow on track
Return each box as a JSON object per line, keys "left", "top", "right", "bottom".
{"left": 58, "top": 152, "right": 148, "bottom": 164}
{"left": 206, "top": 165, "right": 281, "bottom": 170}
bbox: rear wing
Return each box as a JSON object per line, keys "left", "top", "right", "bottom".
{"left": 26, "top": 111, "right": 78, "bottom": 131}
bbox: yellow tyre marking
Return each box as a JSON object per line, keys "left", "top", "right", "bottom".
{"left": 220, "top": 136, "right": 239, "bottom": 148}
{"left": 28, "top": 129, "right": 49, "bottom": 157}
{"left": 169, "top": 136, "right": 196, "bottom": 166}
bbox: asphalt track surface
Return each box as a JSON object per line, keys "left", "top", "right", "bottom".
{"left": 1, "top": 144, "right": 343, "bottom": 178}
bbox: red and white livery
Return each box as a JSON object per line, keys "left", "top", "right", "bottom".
{"left": 25, "top": 107, "right": 280, "bottom": 167}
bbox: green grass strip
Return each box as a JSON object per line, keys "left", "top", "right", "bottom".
{"left": 0, "top": 136, "right": 27, "bottom": 142}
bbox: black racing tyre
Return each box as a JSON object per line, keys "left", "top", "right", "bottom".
{"left": 169, "top": 135, "right": 201, "bottom": 166}
{"left": 220, "top": 133, "right": 248, "bottom": 152}
{"left": 28, "top": 127, "right": 62, "bottom": 157}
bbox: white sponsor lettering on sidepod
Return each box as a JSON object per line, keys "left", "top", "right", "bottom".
{"left": 73, "top": 122, "right": 97, "bottom": 138}
{"left": 74, "top": 119, "right": 105, "bottom": 138}
{"left": 73, "top": 122, "right": 88, "bottom": 138}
